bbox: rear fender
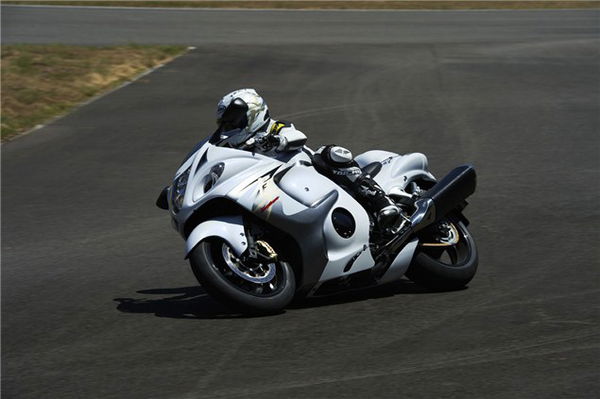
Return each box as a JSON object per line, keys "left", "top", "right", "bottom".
{"left": 184, "top": 215, "right": 248, "bottom": 259}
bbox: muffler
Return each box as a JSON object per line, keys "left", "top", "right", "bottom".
{"left": 410, "top": 164, "right": 476, "bottom": 232}
{"left": 373, "top": 164, "right": 476, "bottom": 277}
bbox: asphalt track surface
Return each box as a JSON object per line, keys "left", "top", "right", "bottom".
{"left": 2, "top": 5, "right": 599, "bottom": 399}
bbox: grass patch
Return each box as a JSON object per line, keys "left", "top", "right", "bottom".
{"left": 1, "top": 44, "right": 186, "bottom": 140}
{"left": 3, "top": 1, "right": 600, "bottom": 10}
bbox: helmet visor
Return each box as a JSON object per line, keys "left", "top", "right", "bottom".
{"left": 217, "top": 98, "right": 248, "bottom": 132}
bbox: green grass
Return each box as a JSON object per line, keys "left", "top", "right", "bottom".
{"left": 3, "top": 0, "right": 599, "bottom": 9}
{"left": 1, "top": 44, "right": 186, "bottom": 140}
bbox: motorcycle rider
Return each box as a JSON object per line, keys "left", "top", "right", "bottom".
{"left": 214, "top": 88, "right": 401, "bottom": 231}
{"left": 213, "top": 88, "right": 306, "bottom": 158}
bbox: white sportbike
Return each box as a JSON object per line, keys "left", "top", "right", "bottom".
{"left": 157, "top": 136, "right": 478, "bottom": 313}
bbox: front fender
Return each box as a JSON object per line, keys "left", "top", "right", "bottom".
{"left": 184, "top": 215, "right": 248, "bottom": 259}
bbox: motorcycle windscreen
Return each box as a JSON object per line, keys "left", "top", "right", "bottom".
{"left": 213, "top": 128, "right": 251, "bottom": 148}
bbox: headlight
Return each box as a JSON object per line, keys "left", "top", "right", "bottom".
{"left": 171, "top": 166, "right": 191, "bottom": 213}
{"left": 204, "top": 162, "right": 225, "bottom": 192}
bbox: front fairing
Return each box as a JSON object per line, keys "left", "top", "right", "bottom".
{"left": 170, "top": 141, "right": 281, "bottom": 232}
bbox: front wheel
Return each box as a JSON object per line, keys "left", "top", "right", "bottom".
{"left": 189, "top": 238, "right": 296, "bottom": 314}
{"left": 406, "top": 216, "right": 478, "bottom": 291}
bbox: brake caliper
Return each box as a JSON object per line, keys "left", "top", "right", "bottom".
{"left": 254, "top": 240, "right": 278, "bottom": 262}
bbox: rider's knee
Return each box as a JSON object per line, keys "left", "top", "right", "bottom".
{"left": 315, "top": 145, "right": 354, "bottom": 167}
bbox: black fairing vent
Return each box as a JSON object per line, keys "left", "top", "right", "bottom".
{"left": 332, "top": 208, "right": 355, "bottom": 238}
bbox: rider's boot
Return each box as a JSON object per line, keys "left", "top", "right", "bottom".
{"left": 356, "top": 176, "right": 402, "bottom": 233}
{"left": 378, "top": 200, "right": 402, "bottom": 232}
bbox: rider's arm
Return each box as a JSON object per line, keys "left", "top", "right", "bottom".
{"left": 276, "top": 124, "right": 307, "bottom": 152}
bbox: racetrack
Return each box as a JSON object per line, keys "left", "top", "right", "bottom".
{"left": 2, "top": 6, "right": 599, "bottom": 398}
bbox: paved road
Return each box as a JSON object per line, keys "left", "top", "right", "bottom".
{"left": 2, "top": 6, "right": 599, "bottom": 399}
{"left": 2, "top": 5, "right": 599, "bottom": 44}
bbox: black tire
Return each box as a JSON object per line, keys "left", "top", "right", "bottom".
{"left": 406, "top": 218, "right": 478, "bottom": 291}
{"left": 189, "top": 238, "right": 296, "bottom": 314}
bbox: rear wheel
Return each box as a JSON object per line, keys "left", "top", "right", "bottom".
{"left": 189, "top": 238, "right": 295, "bottom": 314}
{"left": 406, "top": 215, "right": 478, "bottom": 290}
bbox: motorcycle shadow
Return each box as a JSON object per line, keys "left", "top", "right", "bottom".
{"left": 114, "top": 280, "right": 447, "bottom": 319}
{"left": 113, "top": 286, "right": 255, "bottom": 319}
{"left": 290, "top": 279, "right": 439, "bottom": 310}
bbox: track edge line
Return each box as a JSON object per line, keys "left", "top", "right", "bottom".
{"left": 1, "top": 46, "right": 195, "bottom": 145}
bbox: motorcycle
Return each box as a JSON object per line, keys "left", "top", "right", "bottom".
{"left": 156, "top": 134, "right": 478, "bottom": 313}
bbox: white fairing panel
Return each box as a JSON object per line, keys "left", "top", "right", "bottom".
{"left": 320, "top": 188, "right": 375, "bottom": 281}
{"left": 277, "top": 165, "right": 375, "bottom": 281}
{"left": 378, "top": 238, "right": 419, "bottom": 284}
{"left": 277, "top": 166, "right": 337, "bottom": 207}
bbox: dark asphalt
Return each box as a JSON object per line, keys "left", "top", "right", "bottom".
{"left": 2, "top": 5, "right": 599, "bottom": 45}
{"left": 2, "top": 6, "right": 600, "bottom": 399}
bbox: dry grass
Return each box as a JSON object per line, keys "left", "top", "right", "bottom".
{"left": 3, "top": 0, "right": 599, "bottom": 9}
{"left": 1, "top": 44, "right": 186, "bottom": 140}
